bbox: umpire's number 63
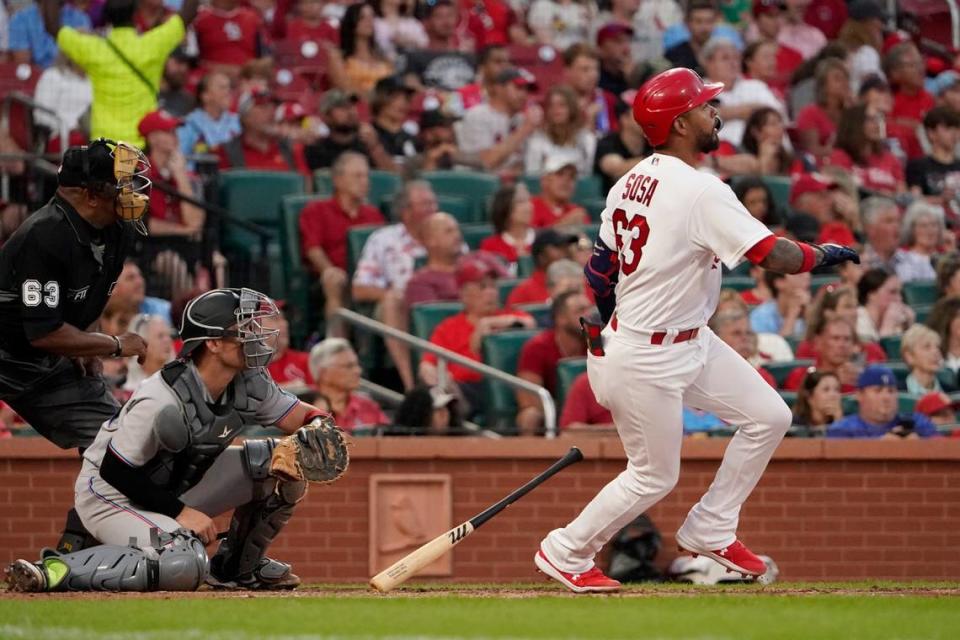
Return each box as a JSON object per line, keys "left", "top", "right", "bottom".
{"left": 22, "top": 280, "right": 59, "bottom": 308}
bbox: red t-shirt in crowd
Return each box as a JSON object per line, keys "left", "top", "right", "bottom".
{"left": 194, "top": 6, "right": 263, "bottom": 66}
{"left": 774, "top": 45, "right": 804, "bottom": 89}
{"left": 516, "top": 330, "right": 586, "bottom": 394}
{"left": 892, "top": 88, "right": 935, "bottom": 125}
{"left": 740, "top": 289, "right": 765, "bottom": 306}
{"left": 559, "top": 372, "right": 612, "bottom": 429}
{"left": 335, "top": 392, "right": 390, "bottom": 433}
{"left": 804, "top": 0, "right": 847, "bottom": 40}
{"left": 826, "top": 148, "right": 904, "bottom": 195}
{"left": 267, "top": 349, "right": 313, "bottom": 387}
{"left": 146, "top": 166, "right": 185, "bottom": 224}
{"left": 530, "top": 196, "right": 587, "bottom": 228}
{"left": 286, "top": 19, "right": 339, "bottom": 45}
{"left": 404, "top": 267, "right": 459, "bottom": 307}
{"left": 795, "top": 103, "right": 837, "bottom": 148}
{"left": 461, "top": 0, "right": 515, "bottom": 50}
{"left": 216, "top": 138, "right": 310, "bottom": 175}
{"left": 818, "top": 221, "right": 857, "bottom": 247}
{"left": 794, "top": 340, "right": 886, "bottom": 363}
{"left": 422, "top": 310, "right": 531, "bottom": 383}
{"left": 886, "top": 121, "right": 924, "bottom": 161}
{"left": 457, "top": 83, "right": 485, "bottom": 111}
{"left": 479, "top": 233, "right": 532, "bottom": 264}
{"left": 506, "top": 270, "right": 549, "bottom": 306}
{"left": 783, "top": 365, "right": 856, "bottom": 393}
{"left": 134, "top": 7, "right": 174, "bottom": 34}
{"left": 299, "top": 198, "right": 385, "bottom": 271}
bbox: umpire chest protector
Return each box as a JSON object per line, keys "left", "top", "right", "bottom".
{"left": 141, "top": 361, "right": 261, "bottom": 495}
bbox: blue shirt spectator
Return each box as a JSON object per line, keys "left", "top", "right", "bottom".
{"left": 748, "top": 270, "right": 809, "bottom": 339}
{"left": 827, "top": 412, "right": 938, "bottom": 438}
{"left": 749, "top": 301, "right": 806, "bottom": 337}
{"left": 9, "top": 3, "right": 91, "bottom": 69}
{"left": 178, "top": 108, "right": 241, "bottom": 156}
{"left": 826, "top": 365, "right": 939, "bottom": 439}
{"left": 682, "top": 407, "right": 725, "bottom": 434}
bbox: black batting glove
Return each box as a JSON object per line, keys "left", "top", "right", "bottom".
{"left": 814, "top": 243, "right": 860, "bottom": 268}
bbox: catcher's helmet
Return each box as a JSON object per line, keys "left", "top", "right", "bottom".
{"left": 178, "top": 288, "right": 279, "bottom": 368}
{"left": 632, "top": 68, "right": 724, "bottom": 148}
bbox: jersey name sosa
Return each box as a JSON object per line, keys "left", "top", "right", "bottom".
{"left": 620, "top": 173, "right": 660, "bottom": 206}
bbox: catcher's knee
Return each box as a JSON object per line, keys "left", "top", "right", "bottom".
{"left": 155, "top": 529, "right": 210, "bottom": 591}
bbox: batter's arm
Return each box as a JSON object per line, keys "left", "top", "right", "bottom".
{"left": 747, "top": 236, "right": 859, "bottom": 274}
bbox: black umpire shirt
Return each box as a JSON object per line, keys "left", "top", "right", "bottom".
{"left": 0, "top": 196, "right": 133, "bottom": 387}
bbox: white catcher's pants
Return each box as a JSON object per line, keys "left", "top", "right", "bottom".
{"left": 541, "top": 326, "right": 791, "bottom": 573}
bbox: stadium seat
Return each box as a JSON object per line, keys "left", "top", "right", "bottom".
{"left": 778, "top": 390, "right": 797, "bottom": 406}
{"left": 279, "top": 194, "right": 321, "bottom": 345}
{"left": 879, "top": 335, "right": 902, "bottom": 359}
{"left": 761, "top": 360, "right": 814, "bottom": 387}
{"left": 898, "top": 393, "right": 917, "bottom": 414}
{"left": 421, "top": 171, "right": 500, "bottom": 223}
{"left": 519, "top": 174, "right": 541, "bottom": 195}
{"left": 937, "top": 368, "right": 957, "bottom": 390}
{"left": 914, "top": 304, "right": 933, "bottom": 324}
{"left": 721, "top": 276, "right": 755, "bottom": 292}
{"left": 556, "top": 357, "right": 587, "bottom": 411}
{"left": 436, "top": 194, "right": 474, "bottom": 223}
{"left": 497, "top": 278, "right": 523, "bottom": 306}
{"left": 368, "top": 170, "right": 402, "bottom": 214}
{"left": 582, "top": 197, "right": 608, "bottom": 222}
{"left": 903, "top": 281, "right": 937, "bottom": 306}
{"left": 347, "top": 224, "right": 382, "bottom": 275}
{"left": 461, "top": 223, "right": 493, "bottom": 250}
{"left": 887, "top": 362, "right": 910, "bottom": 390}
{"left": 724, "top": 261, "right": 752, "bottom": 277}
{"left": 313, "top": 170, "right": 332, "bottom": 195}
{"left": 517, "top": 255, "right": 535, "bottom": 278}
{"left": 573, "top": 175, "right": 603, "bottom": 204}
{"left": 841, "top": 395, "right": 858, "bottom": 416}
{"left": 762, "top": 175, "right": 792, "bottom": 211}
{"left": 410, "top": 302, "right": 463, "bottom": 340}
{"left": 515, "top": 303, "right": 551, "bottom": 327}
{"left": 482, "top": 329, "right": 540, "bottom": 429}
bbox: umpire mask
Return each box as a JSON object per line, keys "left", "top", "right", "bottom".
{"left": 179, "top": 288, "right": 281, "bottom": 369}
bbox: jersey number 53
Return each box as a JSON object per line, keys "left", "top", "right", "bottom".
{"left": 612, "top": 208, "right": 649, "bottom": 276}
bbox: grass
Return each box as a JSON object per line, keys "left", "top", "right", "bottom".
{"left": 2, "top": 582, "right": 959, "bottom": 640}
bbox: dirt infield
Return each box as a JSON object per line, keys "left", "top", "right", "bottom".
{"left": 3, "top": 581, "right": 960, "bottom": 600}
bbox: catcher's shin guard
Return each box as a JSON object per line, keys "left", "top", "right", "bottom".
{"left": 55, "top": 507, "right": 98, "bottom": 554}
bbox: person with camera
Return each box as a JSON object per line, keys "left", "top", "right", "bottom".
{"left": 826, "top": 365, "right": 938, "bottom": 439}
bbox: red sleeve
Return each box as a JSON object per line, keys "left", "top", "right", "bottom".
{"left": 744, "top": 234, "right": 777, "bottom": 265}
{"left": 516, "top": 334, "right": 544, "bottom": 379}
{"left": 530, "top": 197, "right": 550, "bottom": 228}
{"left": 559, "top": 374, "right": 591, "bottom": 428}
{"left": 782, "top": 366, "right": 807, "bottom": 391}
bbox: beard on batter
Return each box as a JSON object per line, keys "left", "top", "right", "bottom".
{"left": 697, "top": 117, "right": 723, "bottom": 153}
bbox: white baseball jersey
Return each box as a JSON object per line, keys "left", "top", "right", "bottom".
{"left": 598, "top": 153, "right": 773, "bottom": 331}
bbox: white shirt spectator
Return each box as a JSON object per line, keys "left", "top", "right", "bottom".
{"left": 894, "top": 251, "right": 937, "bottom": 284}
{"left": 523, "top": 128, "right": 596, "bottom": 177}
{"left": 779, "top": 21, "right": 827, "bottom": 59}
{"left": 528, "top": 0, "right": 594, "bottom": 51}
{"left": 374, "top": 16, "right": 428, "bottom": 60}
{"left": 591, "top": 0, "right": 683, "bottom": 62}
{"left": 849, "top": 45, "right": 882, "bottom": 94}
{"left": 33, "top": 62, "right": 92, "bottom": 135}
{"left": 456, "top": 103, "right": 519, "bottom": 168}
{"left": 352, "top": 223, "right": 426, "bottom": 292}
{"left": 716, "top": 78, "right": 786, "bottom": 146}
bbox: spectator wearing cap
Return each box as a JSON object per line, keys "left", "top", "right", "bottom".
{"left": 33, "top": 54, "right": 92, "bottom": 153}
{"left": 263, "top": 309, "right": 313, "bottom": 392}
{"left": 299, "top": 152, "right": 386, "bottom": 322}
{"left": 523, "top": 85, "right": 597, "bottom": 177}
{"left": 915, "top": 392, "right": 959, "bottom": 428}
{"left": 216, "top": 89, "right": 310, "bottom": 176}
{"left": 883, "top": 42, "right": 935, "bottom": 130}
{"left": 928, "top": 70, "right": 960, "bottom": 115}
{"left": 897, "top": 201, "right": 949, "bottom": 284}
{"left": 529, "top": 158, "right": 589, "bottom": 228}
{"left": 400, "top": 0, "right": 476, "bottom": 92}
{"left": 304, "top": 89, "right": 395, "bottom": 171}
{"left": 515, "top": 290, "right": 592, "bottom": 434}
{"left": 11, "top": 0, "right": 91, "bottom": 69}
{"left": 404, "top": 109, "right": 482, "bottom": 177}
{"left": 372, "top": 0, "right": 428, "bottom": 62}
{"left": 140, "top": 110, "right": 203, "bottom": 239}
{"left": 750, "top": 270, "right": 810, "bottom": 339}
{"left": 835, "top": 0, "right": 885, "bottom": 94}
{"left": 901, "top": 324, "right": 949, "bottom": 397}
{"left": 590, "top": 0, "right": 683, "bottom": 63}
{"left": 782, "top": 317, "right": 860, "bottom": 392}
{"left": 827, "top": 104, "right": 906, "bottom": 197}
{"left": 158, "top": 48, "right": 196, "bottom": 118}
{"left": 664, "top": 0, "right": 718, "bottom": 77}
{"left": 328, "top": 1, "right": 394, "bottom": 95}
{"left": 789, "top": 173, "right": 857, "bottom": 247}
{"left": 562, "top": 44, "right": 618, "bottom": 136}
{"left": 134, "top": 0, "right": 173, "bottom": 33}
{"left": 309, "top": 338, "right": 390, "bottom": 434}
{"left": 595, "top": 22, "right": 633, "bottom": 96}
{"left": 461, "top": 0, "right": 526, "bottom": 51}
{"left": 506, "top": 230, "right": 579, "bottom": 305}
{"left": 371, "top": 75, "right": 418, "bottom": 163}
{"left": 405, "top": 213, "right": 475, "bottom": 306}
{"left": 593, "top": 95, "right": 646, "bottom": 194}
{"left": 827, "top": 365, "right": 938, "bottom": 438}
{"left": 780, "top": 0, "right": 827, "bottom": 59}
{"left": 559, "top": 371, "right": 614, "bottom": 432}
{"left": 480, "top": 183, "right": 535, "bottom": 266}
{"left": 795, "top": 59, "right": 851, "bottom": 159}
{"left": 702, "top": 36, "right": 786, "bottom": 147}
{"left": 528, "top": 0, "right": 592, "bottom": 51}
{"left": 177, "top": 72, "right": 240, "bottom": 156}
{"left": 353, "top": 181, "right": 439, "bottom": 390}
{"left": 908, "top": 107, "right": 960, "bottom": 210}
{"left": 418, "top": 257, "right": 534, "bottom": 413}
{"left": 859, "top": 196, "right": 905, "bottom": 272}
{"left": 40, "top": 0, "right": 200, "bottom": 148}
{"left": 856, "top": 267, "right": 914, "bottom": 343}
{"left": 747, "top": 1, "right": 803, "bottom": 90}
{"left": 457, "top": 44, "right": 510, "bottom": 111}
{"left": 271, "top": 0, "right": 339, "bottom": 44}
{"left": 193, "top": 0, "right": 264, "bottom": 76}
{"left": 456, "top": 67, "right": 542, "bottom": 174}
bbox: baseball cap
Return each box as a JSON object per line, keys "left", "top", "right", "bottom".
{"left": 374, "top": 74, "right": 417, "bottom": 96}
{"left": 419, "top": 109, "right": 457, "bottom": 130}
{"left": 915, "top": 392, "right": 959, "bottom": 417}
{"left": 927, "top": 70, "right": 960, "bottom": 97}
{"left": 494, "top": 67, "right": 538, "bottom": 90}
{"left": 848, "top": 0, "right": 888, "bottom": 22}
{"left": 752, "top": 0, "right": 785, "bottom": 17}
{"left": 319, "top": 89, "right": 359, "bottom": 114}
{"left": 275, "top": 102, "right": 307, "bottom": 123}
{"left": 543, "top": 155, "right": 578, "bottom": 175}
{"left": 596, "top": 23, "right": 634, "bottom": 46}
{"left": 238, "top": 89, "right": 279, "bottom": 116}
{"left": 138, "top": 110, "right": 181, "bottom": 138}
{"left": 532, "top": 229, "right": 579, "bottom": 260}
{"left": 857, "top": 365, "right": 897, "bottom": 390}
{"left": 455, "top": 256, "right": 501, "bottom": 287}
{"left": 789, "top": 173, "right": 839, "bottom": 205}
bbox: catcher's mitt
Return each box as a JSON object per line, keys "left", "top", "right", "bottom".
{"left": 270, "top": 415, "right": 349, "bottom": 483}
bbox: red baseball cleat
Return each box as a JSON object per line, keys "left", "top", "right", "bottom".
{"left": 677, "top": 539, "right": 766, "bottom": 577}
{"left": 534, "top": 549, "right": 621, "bottom": 593}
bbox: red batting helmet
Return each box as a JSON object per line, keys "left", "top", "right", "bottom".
{"left": 632, "top": 68, "right": 724, "bottom": 147}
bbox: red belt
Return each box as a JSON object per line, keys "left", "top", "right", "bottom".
{"left": 651, "top": 328, "right": 699, "bottom": 345}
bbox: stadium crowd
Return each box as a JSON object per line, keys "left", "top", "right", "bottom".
{"left": 2, "top": 0, "right": 960, "bottom": 439}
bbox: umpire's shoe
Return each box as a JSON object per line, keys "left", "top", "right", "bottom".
{"left": 4, "top": 559, "right": 49, "bottom": 593}
{"left": 206, "top": 556, "right": 301, "bottom": 591}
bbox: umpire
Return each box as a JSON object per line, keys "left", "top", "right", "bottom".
{"left": 0, "top": 139, "right": 150, "bottom": 448}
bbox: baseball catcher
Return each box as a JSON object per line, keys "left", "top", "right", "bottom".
{"left": 4, "top": 288, "right": 349, "bottom": 592}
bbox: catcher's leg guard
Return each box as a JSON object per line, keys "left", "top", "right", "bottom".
{"left": 208, "top": 441, "right": 306, "bottom": 590}
{"left": 5, "top": 529, "right": 208, "bottom": 592}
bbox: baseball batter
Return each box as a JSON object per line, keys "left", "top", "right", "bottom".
{"left": 4, "top": 288, "right": 349, "bottom": 592}
{"left": 534, "top": 69, "right": 860, "bottom": 592}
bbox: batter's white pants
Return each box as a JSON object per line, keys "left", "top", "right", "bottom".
{"left": 541, "top": 326, "right": 791, "bottom": 573}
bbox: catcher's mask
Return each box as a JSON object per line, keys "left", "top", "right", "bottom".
{"left": 58, "top": 138, "right": 152, "bottom": 234}
{"left": 178, "top": 288, "right": 280, "bottom": 369}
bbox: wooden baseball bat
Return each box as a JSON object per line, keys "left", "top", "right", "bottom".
{"left": 369, "top": 446, "right": 584, "bottom": 593}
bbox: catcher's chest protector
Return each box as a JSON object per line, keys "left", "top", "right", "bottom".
{"left": 141, "top": 361, "right": 261, "bottom": 495}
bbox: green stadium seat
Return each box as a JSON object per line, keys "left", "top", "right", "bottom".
{"left": 410, "top": 302, "right": 463, "bottom": 340}
{"left": 582, "top": 197, "right": 607, "bottom": 222}
{"left": 879, "top": 335, "right": 902, "bottom": 359}
{"left": 556, "top": 357, "right": 587, "bottom": 412}
{"left": 937, "top": 368, "right": 957, "bottom": 390}
{"left": 841, "top": 395, "right": 858, "bottom": 416}
{"left": 573, "top": 174, "right": 603, "bottom": 204}
{"left": 421, "top": 171, "right": 501, "bottom": 223}
{"left": 279, "top": 194, "right": 321, "bottom": 345}
{"left": 347, "top": 224, "right": 382, "bottom": 275}
{"left": 903, "top": 280, "right": 937, "bottom": 306}
{"left": 519, "top": 174, "right": 541, "bottom": 195}
{"left": 436, "top": 194, "right": 474, "bottom": 223}
{"left": 761, "top": 360, "right": 814, "bottom": 387}
{"left": 724, "top": 261, "right": 752, "bottom": 277}
{"left": 886, "top": 361, "right": 910, "bottom": 389}
{"left": 515, "top": 303, "right": 551, "bottom": 327}
{"left": 517, "top": 254, "right": 535, "bottom": 278}
{"left": 914, "top": 304, "right": 933, "bottom": 324}
{"left": 313, "top": 170, "right": 332, "bottom": 195}
{"left": 482, "top": 329, "right": 540, "bottom": 428}
{"left": 368, "top": 170, "right": 402, "bottom": 214}
{"left": 721, "top": 276, "right": 755, "bottom": 292}
{"left": 497, "top": 278, "right": 523, "bottom": 306}
{"left": 762, "top": 175, "right": 791, "bottom": 211}
{"left": 778, "top": 390, "right": 797, "bottom": 407}
{"left": 461, "top": 223, "right": 492, "bottom": 250}
{"left": 783, "top": 335, "right": 801, "bottom": 354}
{"left": 898, "top": 393, "right": 917, "bottom": 414}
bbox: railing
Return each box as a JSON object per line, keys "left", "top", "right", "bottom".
{"left": 335, "top": 308, "right": 558, "bottom": 438}
{"left": 946, "top": 0, "right": 960, "bottom": 50}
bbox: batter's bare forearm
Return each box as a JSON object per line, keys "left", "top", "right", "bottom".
{"left": 758, "top": 238, "right": 805, "bottom": 274}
